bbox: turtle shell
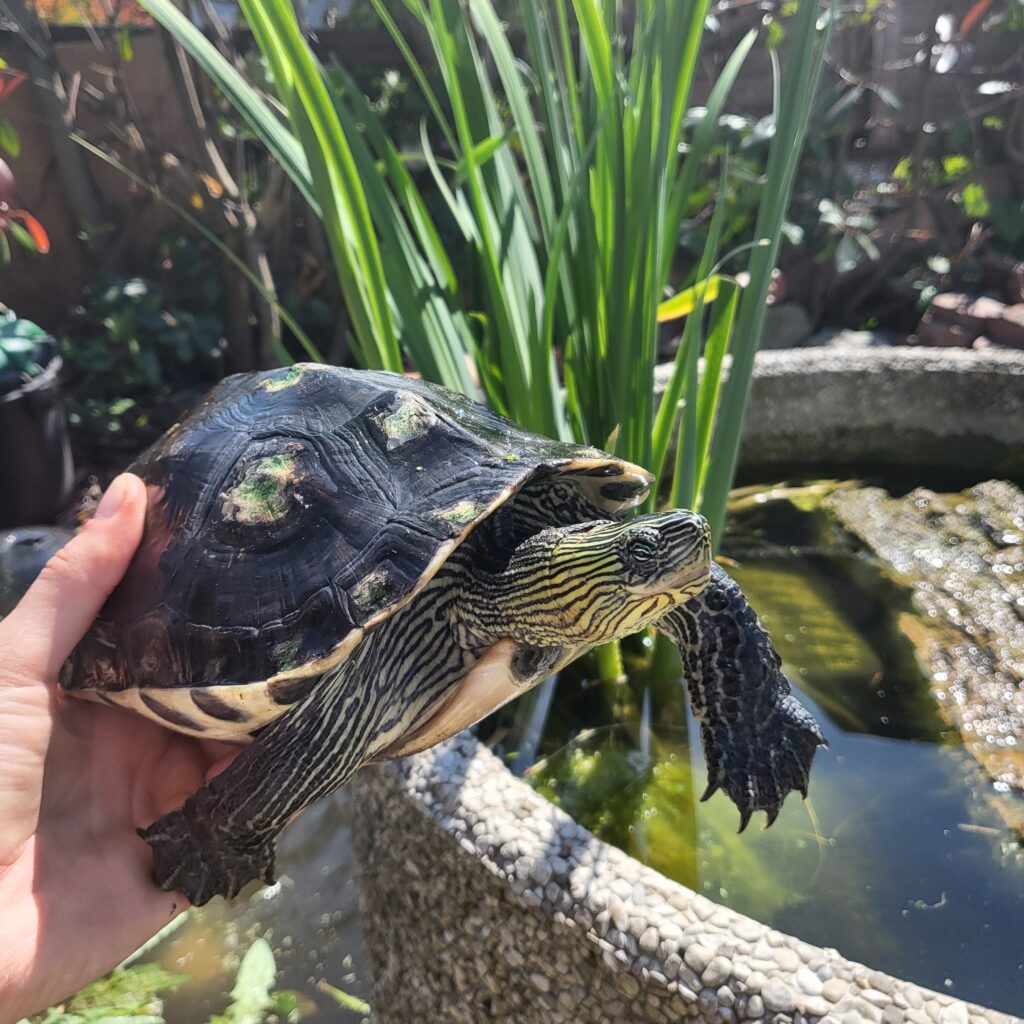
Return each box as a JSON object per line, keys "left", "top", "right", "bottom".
{"left": 62, "top": 365, "right": 651, "bottom": 728}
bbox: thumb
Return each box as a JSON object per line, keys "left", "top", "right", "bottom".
{"left": 0, "top": 473, "right": 147, "bottom": 685}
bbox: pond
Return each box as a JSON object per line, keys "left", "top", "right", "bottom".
{"left": 488, "top": 488, "right": 1024, "bottom": 1016}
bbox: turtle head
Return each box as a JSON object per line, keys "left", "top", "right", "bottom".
{"left": 468, "top": 509, "right": 712, "bottom": 648}
{"left": 550, "top": 509, "right": 711, "bottom": 597}
{"left": 612, "top": 510, "right": 713, "bottom": 598}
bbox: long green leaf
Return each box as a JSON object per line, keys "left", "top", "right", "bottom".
{"left": 242, "top": 0, "right": 402, "bottom": 372}
{"left": 701, "top": 1, "right": 833, "bottom": 541}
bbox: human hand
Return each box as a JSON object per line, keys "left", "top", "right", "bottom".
{"left": 0, "top": 474, "right": 237, "bottom": 1023}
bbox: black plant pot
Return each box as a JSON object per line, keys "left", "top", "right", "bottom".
{"left": 0, "top": 337, "right": 74, "bottom": 528}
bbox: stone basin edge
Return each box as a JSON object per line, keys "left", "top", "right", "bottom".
{"left": 353, "top": 734, "right": 1019, "bottom": 1024}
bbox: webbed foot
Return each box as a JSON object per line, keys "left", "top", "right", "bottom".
{"left": 658, "top": 564, "right": 827, "bottom": 831}
{"left": 139, "top": 807, "right": 276, "bottom": 906}
{"left": 700, "top": 691, "right": 826, "bottom": 830}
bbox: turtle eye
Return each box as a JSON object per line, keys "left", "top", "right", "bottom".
{"left": 622, "top": 527, "right": 662, "bottom": 571}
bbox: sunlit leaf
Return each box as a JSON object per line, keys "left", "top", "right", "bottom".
{"left": 961, "top": 182, "right": 991, "bottom": 219}
{"left": 454, "top": 131, "right": 509, "bottom": 183}
{"left": 119, "top": 27, "right": 134, "bottom": 62}
{"left": 0, "top": 116, "right": 21, "bottom": 157}
{"left": 315, "top": 979, "right": 370, "bottom": 1016}
{"left": 941, "top": 154, "right": 971, "bottom": 181}
{"left": 6, "top": 218, "right": 38, "bottom": 252}
{"left": 656, "top": 276, "right": 723, "bottom": 323}
{"left": 207, "top": 938, "right": 277, "bottom": 1024}
{"left": 52, "top": 962, "right": 191, "bottom": 1024}
{"left": 892, "top": 157, "right": 912, "bottom": 183}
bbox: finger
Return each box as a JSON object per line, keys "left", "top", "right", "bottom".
{"left": 0, "top": 473, "right": 147, "bottom": 683}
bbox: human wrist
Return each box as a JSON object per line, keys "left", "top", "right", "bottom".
{"left": 0, "top": 891, "right": 41, "bottom": 1024}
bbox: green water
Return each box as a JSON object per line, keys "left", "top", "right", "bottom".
{"left": 146, "top": 792, "right": 371, "bottom": 1023}
{"left": 499, "top": 549, "right": 1024, "bottom": 1016}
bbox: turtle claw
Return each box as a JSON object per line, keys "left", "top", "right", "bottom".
{"left": 659, "top": 566, "right": 827, "bottom": 832}
{"left": 140, "top": 806, "right": 277, "bottom": 906}
{"left": 700, "top": 779, "right": 721, "bottom": 803}
{"left": 698, "top": 689, "right": 826, "bottom": 831}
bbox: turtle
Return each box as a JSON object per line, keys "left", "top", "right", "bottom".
{"left": 62, "top": 364, "right": 825, "bottom": 905}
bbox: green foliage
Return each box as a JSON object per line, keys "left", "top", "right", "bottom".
{"left": 315, "top": 980, "right": 371, "bottom": 1016}
{"left": 21, "top": 937, "right": 358, "bottom": 1024}
{"left": 208, "top": 939, "right": 277, "bottom": 1024}
{"left": 19, "top": 963, "right": 189, "bottom": 1024}
{"left": 0, "top": 116, "right": 20, "bottom": 157}
{"left": 0, "top": 311, "right": 47, "bottom": 376}
{"left": 887, "top": 143, "right": 1021, "bottom": 251}
{"left": 58, "top": 250, "right": 227, "bottom": 446}
{"left": 143, "top": 0, "right": 830, "bottom": 551}
{"left": 527, "top": 723, "right": 814, "bottom": 919}
{"left": 961, "top": 182, "right": 991, "bottom": 220}
{"left": 65, "top": 276, "right": 223, "bottom": 391}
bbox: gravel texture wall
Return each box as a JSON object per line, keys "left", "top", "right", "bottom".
{"left": 352, "top": 737, "right": 1018, "bottom": 1024}
{"left": 681, "top": 347, "right": 1024, "bottom": 478}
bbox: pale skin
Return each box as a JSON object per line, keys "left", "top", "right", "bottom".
{"left": 0, "top": 474, "right": 237, "bottom": 1024}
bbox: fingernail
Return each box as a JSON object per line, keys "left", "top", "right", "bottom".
{"left": 95, "top": 474, "right": 128, "bottom": 519}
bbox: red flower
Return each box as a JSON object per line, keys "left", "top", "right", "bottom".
{"left": 0, "top": 156, "right": 50, "bottom": 254}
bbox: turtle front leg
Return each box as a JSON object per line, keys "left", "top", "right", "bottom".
{"left": 657, "top": 564, "right": 827, "bottom": 830}
{"left": 139, "top": 665, "right": 380, "bottom": 905}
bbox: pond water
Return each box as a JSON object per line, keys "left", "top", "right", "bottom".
{"left": 492, "top": 525, "right": 1024, "bottom": 1015}
{"left": 145, "top": 791, "right": 372, "bottom": 1023}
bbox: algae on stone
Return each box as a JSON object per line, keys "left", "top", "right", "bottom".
{"left": 825, "top": 481, "right": 1024, "bottom": 816}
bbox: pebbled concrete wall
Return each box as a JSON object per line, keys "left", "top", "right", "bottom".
{"left": 688, "top": 347, "right": 1024, "bottom": 478}
{"left": 352, "top": 737, "right": 1019, "bottom": 1024}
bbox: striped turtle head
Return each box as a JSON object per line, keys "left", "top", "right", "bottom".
{"left": 544, "top": 510, "right": 713, "bottom": 639}
{"left": 470, "top": 509, "right": 713, "bottom": 648}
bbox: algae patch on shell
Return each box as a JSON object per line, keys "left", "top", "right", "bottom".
{"left": 351, "top": 567, "right": 397, "bottom": 616}
{"left": 435, "top": 499, "right": 483, "bottom": 526}
{"left": 260, "top": 365, "right": 306, "bottom": 393}
{"left": 222, "top": 454, "right": 302, "bottom": 525}
{"left": 372, "top": 392, "right": 438, "bottom": 451}
{"left": 273, "top": 637, "right": 303, "bottom": 672}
